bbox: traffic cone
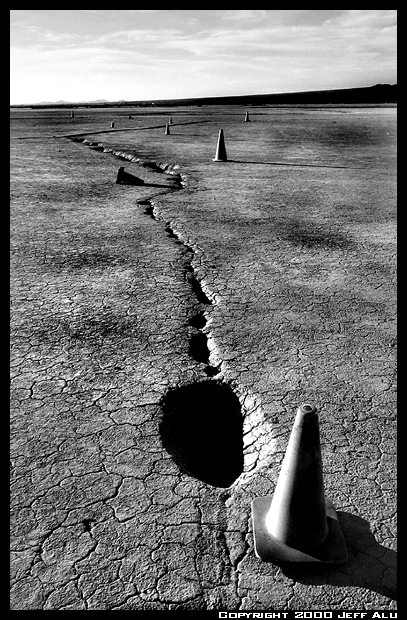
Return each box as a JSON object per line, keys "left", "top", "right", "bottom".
{"left": 251, "top": 404, "right": 347, "bottom": 564}
{"left": 165, "top": 123, "right": 170, "bottom": 135}
{"left": 244, "top": 111, "right": 250, "bottom": 122}
{"left": 71, "top": 110, "right": 75, "bottom": 118}
{"left": 110, "top": 121, "right": 115, "bottom": 128}
{"left": 169, "top": 116, "right": 173, "bottom": 125}
{"left": 213, "top": 129, "right": 227, "bottom": 162}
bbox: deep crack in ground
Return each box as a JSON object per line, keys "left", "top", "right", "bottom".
{"left": 70, "top": 135, "right": 221, "bottom": 379}
{"left": 68, "top": 137, "right": 244, "bottom": 483}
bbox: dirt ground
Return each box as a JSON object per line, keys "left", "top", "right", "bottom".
{"left": 10, "top": 105, "right": 396, "bottom": 610}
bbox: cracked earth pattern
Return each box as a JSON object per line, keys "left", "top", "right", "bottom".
{"left": 10, "top": 107, "right": 396, "bottom": 610}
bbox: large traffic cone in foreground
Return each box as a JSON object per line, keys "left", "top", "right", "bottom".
{"left": 251, "top": 404, "right": 347, "bottom": 564}
{"left": 244, "top": 111, "right": 250, "bottom": 122}
{"left": 213, "top": 129, "right": 227, "bottom": 162}
{"left": 165, "top": 123, "right": 170, "bottom": 135}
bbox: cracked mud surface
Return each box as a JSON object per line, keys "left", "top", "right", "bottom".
{"left": 10, "top": 106, "right": 396, "bottom": 610}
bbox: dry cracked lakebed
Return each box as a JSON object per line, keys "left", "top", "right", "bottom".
{"left": 10, "top": 105, "right": 396, "bottom": 611}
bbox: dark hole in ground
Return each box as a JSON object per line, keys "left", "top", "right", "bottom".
{"left": 189, "top": 332, "right": 210, "bottom": 364}
{"left": 159, "top": 381, "right": 244, "bottom": 487}
{"left": 204, "top": 365, "right": 220, "bottom": 377}
{"left": 188, "top": 313, "right": 206, "bottom": 329}
{"left": 165, "top": 226, "right": 178, "bottom": 239}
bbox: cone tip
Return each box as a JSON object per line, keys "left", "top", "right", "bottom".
{"left": 298, "top": 403, "right": 317, "bottom": 416}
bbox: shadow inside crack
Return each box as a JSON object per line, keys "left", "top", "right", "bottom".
{"left": 159, "top": 381, "right": 244, "bottom": 488}
{"left": 189, "top": 332, "right": 211, "bottom": 364}
{"left": 280, "top": 511, "right": 397, "bottom": 601}
{"left": 188, "top": 312, "right": 207, "bottom": 330}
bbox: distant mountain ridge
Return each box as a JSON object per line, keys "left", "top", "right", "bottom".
{"left": 11, "top": 84, "right": 397, "bottom": 108}
{"left": 36, "top": 99, "right": 110, "bottom": 105}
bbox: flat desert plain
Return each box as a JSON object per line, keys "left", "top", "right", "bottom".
{"left": 10, "top": 105, "right": 396, "bottom": 610}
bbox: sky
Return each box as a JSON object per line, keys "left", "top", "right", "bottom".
{"left": 10, "top": 9, "right": 397, "bottom": 105}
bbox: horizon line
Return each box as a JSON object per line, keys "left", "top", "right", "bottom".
{"left": 10, "top": 82, "right": 397, "bottom": 108}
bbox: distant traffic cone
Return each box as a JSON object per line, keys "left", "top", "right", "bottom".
{"left": 165, "top": 123, "right": 170, "bottom": 135}
{"left": 169, "top": 115, "right": 173, "bottom": 124}
{"left": 213, "top": 129, "right": 227, "bottom": 162}
{"left": 251, "top": 404, "right": 347, "bottom": 564}
{"left": 71, "top": 110, "right": 75, "bottom": 118}
{"left": 110, "top": 121, "right": 115, "bottom": 128}
{"left": 244, "top": 111, "right": 250, "bottom": 122}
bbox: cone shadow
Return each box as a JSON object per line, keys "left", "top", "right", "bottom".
{"left": 143, "top": 182, "right": 180, "bottom": 189}
{"left": 227, "top": 160, "right": 362, "bottom": 170}
{"left": 279, "top": 511, "right": 397, "bottom": 600}
{"left": 159, "top": 381, "right": 244, "bottom": 487}
{"left": 116, "top": 167, "right": 144, "bottom": 186}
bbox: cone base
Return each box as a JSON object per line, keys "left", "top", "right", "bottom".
{"left": 213, "top": 158, "right": 227, "bottom": 162}
{"left": 251, "top": 496, "right": 348, "bottom": 565}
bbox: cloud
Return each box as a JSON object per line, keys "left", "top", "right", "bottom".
{"left": 328, "top": 9, "right": 396, "bottom": 28}
{"left": 215, "top": 10, "right": 269, "bottom": 23}
{"left": 92, "top": 28, "right": 181, "bottom": 46}
{"left": 10, "top": 10, "right": 397, "bottom": 104}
